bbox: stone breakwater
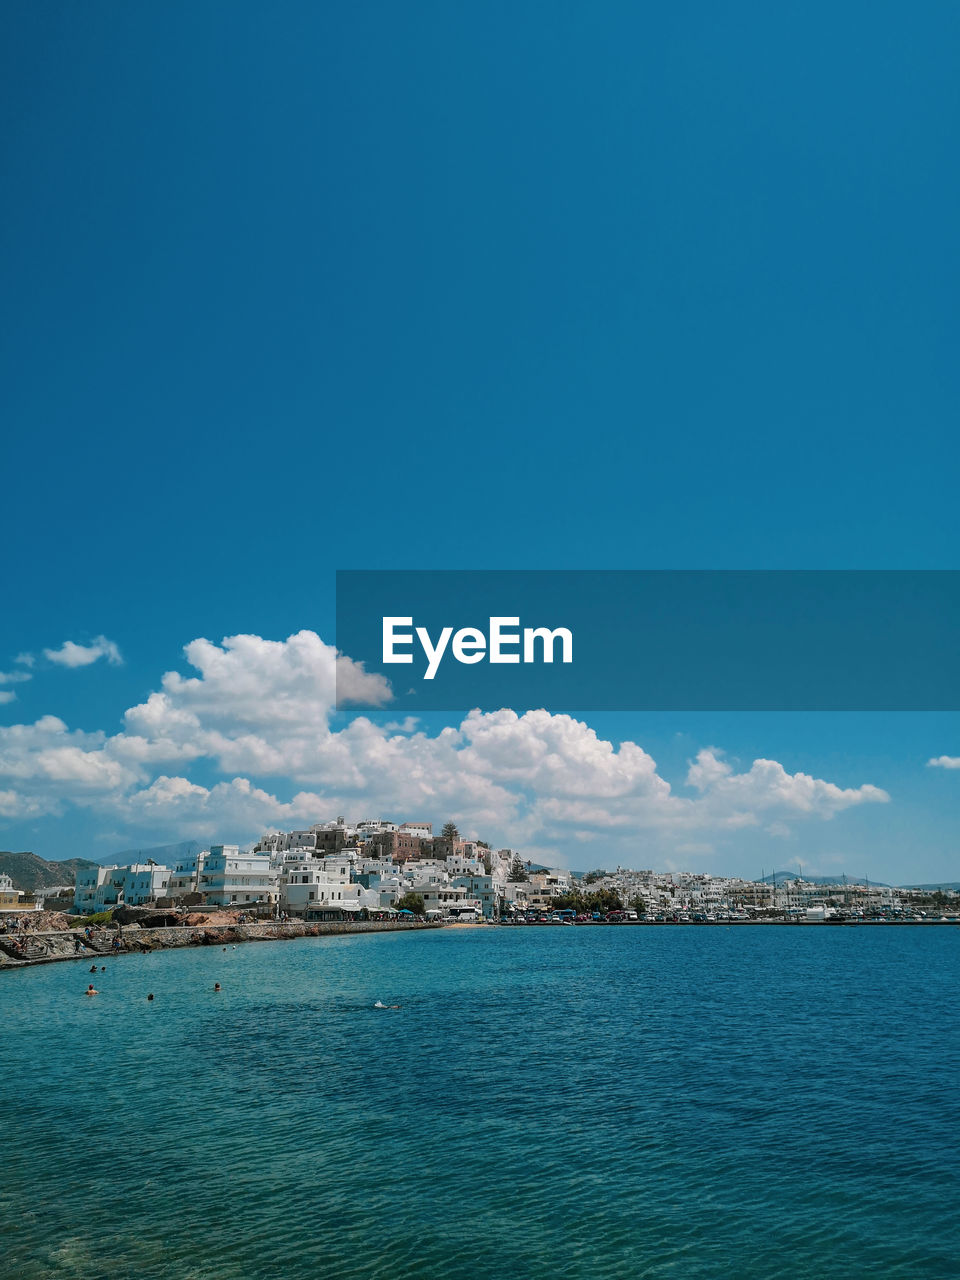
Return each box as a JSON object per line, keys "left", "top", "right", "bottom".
{"left": 0, "top": 919, "right": 442, "bottom": 969}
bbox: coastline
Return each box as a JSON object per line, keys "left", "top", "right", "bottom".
{"left": 4, "top": 913, "right": 956, "bottom": 971}
{"left": 0, "top": 918, "right": 442, "bottom": 971}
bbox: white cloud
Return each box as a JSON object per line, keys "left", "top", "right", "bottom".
{"left": 927, "top": 755, "right": 960, "bottom": 770}
{"left": 685, "top": 749, "right": 888, "bottom": 819}
{"left": 765, "top": 822, "right": 792, "bottom": 838}
{"left": 0, "top": 715, "right": 142, "bottom": 815}
{"left": 0, "top": 788, "right": 49, "bottom": 818}
{"left": 0, "top": 631, "right": 891, "bottom": 860}
{"left": 44, "top": 636, "right": 123, "bottom": 668}
{"left": 0, "top": 692, "right": 16, "bottom": 706}
{"left": 0, "top": 670, "right": 32, "bottom": 685}
{"left": 14, "top": 653, "right": 35, "bottom": 668}
{"left": 114, "top": 776, "right": 330, "bottom": 842}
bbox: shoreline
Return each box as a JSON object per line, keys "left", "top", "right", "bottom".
{"left": 500, "top": 917, "right": 960, "bottom": 928}
{"left": 0, "top": 918, "right": 442, "bottom": 971}
{"left": 4, "top": 915, "right": 956, "bottom": 970}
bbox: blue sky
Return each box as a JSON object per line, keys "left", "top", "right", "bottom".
{"left": 1, "top": 2, "right": 957, "bottom": 881}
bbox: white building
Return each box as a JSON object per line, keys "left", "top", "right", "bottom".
{"left": 280, "top": 855, "right": 377, "bottom": 916}
{"left": 164, "top": 849, "right": 208, "bottom": 901}
{"left": 525, "top": 869, "right": 572, "bottom": 909}
{"left": 198, "top": 845, "right": 277, "bottom": 908}
{"left": 400, "top": 821, "right": 433, "bottom": 838}
{"left": 452, "top": 873, "right": 497, "bottom": 918}
{"left": 73, "top": 863, "right": 171, "bottom": 913}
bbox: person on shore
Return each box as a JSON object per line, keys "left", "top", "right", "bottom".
{"left": 85, "top": 984, "right": 98, "bottom": 996}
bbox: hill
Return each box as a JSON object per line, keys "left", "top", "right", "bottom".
{"left": 103, "top": 840, "right": 202, "bottom": 868}
{"left": 0, "top": 841, "right": 203, "bottom": 893}
{"left": 0, "top": 851, "right": 99, "bottom": 892}
{"left": 755, "top": 872, "right": 891, "bottom": 887}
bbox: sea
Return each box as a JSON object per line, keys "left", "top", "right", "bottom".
{"left": 1, "top": 924, "right": 959, "bottom": 1280}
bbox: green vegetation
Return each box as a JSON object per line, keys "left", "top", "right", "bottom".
{"left": 72, "top": 910, "right": 115, "bottom": 927}
{"left": 509, "top": 856, "right": 529, "bottom": 882}
{"left": 551, "top": 888, "right": 623, "bottom": 913}
{"left": 440, "top": 823, "right": 460, "bottom": 843}
{"left": 395, "top": 893, "right": 425, "bottom": 916}
{"left": 582, "top": 869, "right": 610, "bottom": 885}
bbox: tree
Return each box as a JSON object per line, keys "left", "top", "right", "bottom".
{"left": 395, "top": 893, "right": 425, "bottom": 916}
{"left": 551, "top": 888, "right": 623, "bottom": 913}
{"left": 482, "top": 851, "right": 493, "bottom": 875}
{"left": 509, "top": 857, "right": 529, "bottom": 882}
{"left": 583, "top": 869, "right": 610, "bottom": 885}
{"left": 441, "top": 823, "right": 460, "bottom": 842}
{"left": 628, "top": 895, "right": 647, "bottom": 917}
{"left": 551, "top": 892, "right": 584, "bottom": 912}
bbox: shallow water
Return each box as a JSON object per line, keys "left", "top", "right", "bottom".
{"left": 2, "top": 925, "right": 959, "bottom": 1278}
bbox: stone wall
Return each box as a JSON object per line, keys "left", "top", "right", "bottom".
{"left": 0, "top": 919, "right": 441, "bottom": 969}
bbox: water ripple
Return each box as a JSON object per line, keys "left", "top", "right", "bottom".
{"left": 1, "top": 926, "right": 958, "bottom": 1278}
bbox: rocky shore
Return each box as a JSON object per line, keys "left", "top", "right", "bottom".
{"left": 0, "top": 917, "right": 442, "bottom": 969}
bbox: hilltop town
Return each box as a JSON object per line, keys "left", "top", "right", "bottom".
{"left": 2, "top": 817, "right": 957, "bottom": 926}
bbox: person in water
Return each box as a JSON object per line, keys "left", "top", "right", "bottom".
{"left": 147, "top": 993, "right": 154, "bottom": 1001}
{"left": 85, "top": 984, "right": 99, "bottom": 996}
{"left": 214, "top": 982, "right": 221, "bottom": 991}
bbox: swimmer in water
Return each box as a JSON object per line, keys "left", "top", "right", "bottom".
{"left": 90, "top": 964, "right": 98, "bottom": 973}
{"left": 147, "top": 993, "right": 154, "bottom": 1001}
{"left": 214, "top": 982, "right": 221, "bottom": 991}
{"left": 374, "top": 1000, "right": 401, "bottom": 1009}
{"left": 85, "top": 984, "right": 99, "bottom": 996}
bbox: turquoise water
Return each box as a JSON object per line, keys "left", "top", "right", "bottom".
{"left": 2, "top": 925, "right": 959, "bottom": 1279}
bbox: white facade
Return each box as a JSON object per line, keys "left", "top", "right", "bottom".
{"left": 164, "top": 849, "right": 208, "bottom": 900}
{"left": 452, "top": 874, "right": 497, "bottom": 918}
{"left": 73, "top": 863, "right": 171, "bottom": 912}
{"left": 280, "top": 855, "right": 376, "bottom": 916}
{"left": 199, "top": 845, "right": 277, "bottom": 907}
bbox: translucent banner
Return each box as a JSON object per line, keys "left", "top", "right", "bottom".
{"left": 335, "top": 570, "right": 960, "bottom": 711}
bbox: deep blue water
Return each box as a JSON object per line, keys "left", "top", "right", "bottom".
{"left": 2, "top": 925, "right": 959, "bottom": 1279}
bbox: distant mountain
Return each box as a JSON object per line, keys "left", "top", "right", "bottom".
{"left": 899, "top": 882, "right": 960, "bottom": 892}
{"left": 0, "top": 841, "right": 204, "bottom": 893}
{"left": 755, "top": 872, "right": 890, "bottom": 887}
{"left": 104, "top": 840, "right": 202, "bottom": 868}
{"left": 0, "top": 851, "right": 99, "bottom": 892}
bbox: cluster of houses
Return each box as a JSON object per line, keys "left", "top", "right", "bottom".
{"left": 0, "top": 823, "right": 944, "bottom": 924}
{"left": 563, "top": 866, "right": 913, "bottom": 918}
{"left": 69, "top": 819, "right": 577, "bottom": 922}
